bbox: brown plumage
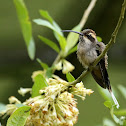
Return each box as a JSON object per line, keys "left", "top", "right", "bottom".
{"left": 61, "top": 29, "right": 119, "bottom": 108}
{"left": 91, "top": 42, "right": 111, "bottom": 91}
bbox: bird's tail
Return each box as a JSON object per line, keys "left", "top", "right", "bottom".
{"left": 110, "top": 91, "right": 120, "bottom": 109}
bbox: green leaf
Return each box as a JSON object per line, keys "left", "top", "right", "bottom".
{"left": 32, "top": 74, "right": 48, "bottom": 97}
{"left": 33, "top": 19, "right": 56, "bottom": 31}
{"left": 104, "top": 101, "right": 112, "bottom": 109}
{"left": 33, "top": 19, "right": 62, "bottom": 36}
{"left": 58, "top": 35, "right": 67, "bottom": 51}
{"left": 46, "top": 68, "right": 53, "bottom": 78}
{"left": 38, "top": 35, "right": 60, "bottom": 53}
{"left": 34, "top": 19, "right": 66, "bottom": 51}
{"left": 97, "top": 36, "right": 102, "bottom": 42}
{"left": 66, "top": 72, "right": 75, "bottom": 82}
{"left": 65, "top": 25, "right": 81, "bottom": 53}
{"left": 37, "top": 58, "right": 52, "bottom": 78}
{"left": 118, "top": 85, "right": 126, "bottom": 99}
{"left": 53, "top": 21, "right": 63, "bottom": 36}
{"left": 39, "top": 10, "right": 63, "bottom": 34}
{"left": 7, "top": 106, "right": 31, "bottom": 126}
{"left": 67, "top": 45, "right": 77, "bottom": 56}
{"left": 37, "top": 58, "right": 49, "bottom": 69}
{"left": 52, "top": 21, "right": 64, "bottom": 42}
{"left": 13, "top": 0, "right": 35, "bottom": 60}
{"left": 39, "top": 10, "right": 53, "bottom": 23}
{"left": 114, "top": 109, "right": 126, "bottom": 116}
{"left": 39, "top": 10, "right": 63, "bottom": 40}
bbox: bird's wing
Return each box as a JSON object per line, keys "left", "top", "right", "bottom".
{"left": 92, "top": 42, "right": 119, "bottom": 108}
{"left": 91, "top": 42, "right": 111, "bottom": 91}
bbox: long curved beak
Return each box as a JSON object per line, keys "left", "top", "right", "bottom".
{"left": 61, "top": 30, "right": 83, "bottom": 36}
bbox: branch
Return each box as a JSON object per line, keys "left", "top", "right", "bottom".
{"left": 79, "top": 0, "right": 97, "bottom": 28}
{"left": 69, "top": 0, "right": 126, "bottom": 85}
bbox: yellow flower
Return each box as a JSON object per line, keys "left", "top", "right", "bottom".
{"left": 55, "top": 59, "right": 75, "bottom": 74}
{"left": 9, "top": 96, "right": 21, "bottom": 104}
{"left": 62, "top": 60, "right": 75, "bottom": 74}
{"left": 54, "top": 60, "right": 62, "bottom": 70}
{"left": 0, "top": 76, "right": 93, "bottom": 126}
{"left": 71, "top": 82, "right": 94, "bottom": 100}
{"left": 23, "top": 76, "right": 79, "bottom": 126}
{"left": 31, "top": 70, "right": 45, "bottom": 82}
{"left": 18, "top": 88, "right": 32, "bottom": 96}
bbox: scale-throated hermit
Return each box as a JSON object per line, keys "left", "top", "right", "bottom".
{"left": 62, "top": 29, "right": 119, "bottom": 108}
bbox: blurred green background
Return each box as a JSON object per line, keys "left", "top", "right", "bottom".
{"left": 0, "top": 0, "right": 126, "bottom": 125}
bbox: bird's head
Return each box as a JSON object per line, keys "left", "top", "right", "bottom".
{"left": 62, "top": 29, "right": 97, "bottom": 44}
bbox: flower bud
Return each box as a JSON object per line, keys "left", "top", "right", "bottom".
{"left": 18, "top": 88, "right": 32, "bottom": 96}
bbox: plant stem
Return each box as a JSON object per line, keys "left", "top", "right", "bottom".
{"left": 51, "top": 53, "right": 62, "bottom": 73}
{"left": 69, "top": 0, "right": 126, "bottom": 86}
{"left": 52, "top": 53, "right": 62, "bottom": 67}
{"left": 79, "top": 0, "right": 97, "bottom": 29}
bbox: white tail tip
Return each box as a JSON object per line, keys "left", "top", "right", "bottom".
{"left": 110, "top": 92, "right": 120, "bottom": 109}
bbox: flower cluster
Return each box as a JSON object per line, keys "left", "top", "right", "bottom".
{"left": 0, "top": 75, "right": 93, "bottom": 126}
{"left": 23, "top": 76, "right": 78, "bottom": 126}
{"left": 70, "top": 82, "right": 94, "bottom": 100}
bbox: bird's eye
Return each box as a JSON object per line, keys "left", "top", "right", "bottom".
{"left": 86, "top": 34, "right": 92, "bottom": 39}
{"left": 87, "top": 34, "right": 92, "bottom": 38}
{"left": 86, "top": 33, "right": 95, "bottom": 42}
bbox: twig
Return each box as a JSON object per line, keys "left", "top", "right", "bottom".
{"left": 52, "top": 53, "right": 62, "bottom": 67}
{"left": 79, "top": 0, "right": 97, "bottom": 29}
{"left": 52, "top": 0, "right": 97, "bottom": 72}
{"left": 52, "top": 52, "right": 62, "bottom": 73}
{"left": 69, "top": 0, "right": 126, "bottom": 85}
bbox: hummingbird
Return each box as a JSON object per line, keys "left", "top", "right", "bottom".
{"left": 62, "top": 29, "right": 119, "bottom": 108}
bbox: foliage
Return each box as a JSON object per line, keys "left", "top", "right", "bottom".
{"left": 0, "top": 0, "right": 126, "bottom": 125}
{"left": 32, "top": 74, "right": 48, "bottom": 98}
{"left": 7, "top": 106, "right": 31, "bottom": 126}
{"left": 98, "top": 85, "right": 126, "bottom": 126}
{"left": 66, "top": 72, "right": 75, "bottom": 82}
{"left": 34, "top": 9, "right": 82, "bottom": 58}
{"left": 13, "top": 0, "right": 35, "bottom": 60}
{"left": 0, "top": 1, "right": 94, "bottom": 125}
